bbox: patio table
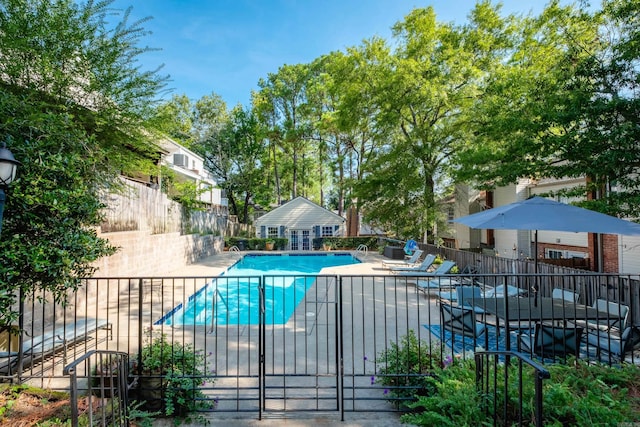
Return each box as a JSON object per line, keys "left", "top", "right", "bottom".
{"left": 472, "top": 297, "right": 615, "bottom": 323}
{"left": 466, "top": 297, "right": 622, "bottom": 353}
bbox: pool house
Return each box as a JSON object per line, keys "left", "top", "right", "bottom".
{"left": 254, "top": 196, "right": 346, "bottom": 250}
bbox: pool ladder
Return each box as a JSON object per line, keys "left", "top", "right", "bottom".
{"left": 209, "top": 288, "right": 229, "bottom": 333}
{"left": 355, "top": 244, "right": 368, "bottom": 258}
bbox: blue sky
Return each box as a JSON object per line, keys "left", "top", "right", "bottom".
{"left": 110, "top": 1, "right": 558, "bottom": 108}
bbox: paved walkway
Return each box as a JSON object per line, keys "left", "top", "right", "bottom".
{"left": 154, "top": 412, "right": 406, "bottom": 426}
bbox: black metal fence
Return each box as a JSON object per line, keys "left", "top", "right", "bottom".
{"left": 63, "top": 350, "right": 131, "bottom": 427}
{"left": 475, "top": 350, "right": 550, "bottom": 427}
{"left": 1, "top": 269, "right": 639, "bottom": 422}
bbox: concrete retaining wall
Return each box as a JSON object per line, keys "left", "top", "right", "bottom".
{"left": 92, "top": 230, "right": 223, "bottom": 277}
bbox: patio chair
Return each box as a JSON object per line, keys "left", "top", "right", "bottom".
{"left": 441, "top": 284, "right": 526, "bottom": 301}
{"left": 0, "top": 318, "right": 111, "bottom": 376}
{"left": 482, "top": 284, "right": 527, "bottom": 298}
{"left": 583, "top": 325, "right": 636, "bottom": 362}
{"left": 454, "top": 286, "right": 485, "bottom": 314}
{"left": 579, "top": 299, "right": 633, "bottom": 362}
{"left": 390, "top": 254, "right": 436, "bottom": 273}
{"left": 382, "top": 249, "right": 423, "bottom": 268}
{"left": 440, "top": 303, "right": 486, "bottom": 348}
{"left": 581, "top": 299, "right": 629, "bottom": 332}
{"left": 410, "top": 261, "right": 458, "bottom": 292}
{"left": 518, "top": 323, "right": 584, "bottom": 359}
{"left": 551, "top": 288, "right": 579, "bottom": 303}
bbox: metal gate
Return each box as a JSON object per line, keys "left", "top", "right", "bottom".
{"left": 206, "top": 273, "right": 424, "bottom": 419}
{"left": 208, "top": 274, "right": 341, "bottom": 418}
{"left": 260, "top": 274, "right": 340, "bottom": 415}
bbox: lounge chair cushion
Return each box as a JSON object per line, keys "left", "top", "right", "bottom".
{"left": 390, "top": 254, "right": 436, "bottom": 272}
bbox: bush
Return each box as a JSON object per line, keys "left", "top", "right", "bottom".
{"left": 312, "top": 236, "right": 378, "bottom": 250}
{"left": 132, "top": 334, "right": 215, "bottom": 422}
{"left": 374, "top": 330, "right": 444, "bottom": 409}
{"left": 400, "top": 357, "right": 640, "bottom": 426}
{"left": 226, "top": 237, "right": 288, "bottom": 250}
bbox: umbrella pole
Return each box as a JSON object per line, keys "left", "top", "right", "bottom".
{"left": 534, "top": 230, "right": 538, "bottom": 307}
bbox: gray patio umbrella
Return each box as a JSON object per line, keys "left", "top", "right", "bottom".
{"left": 452, "top": 196, "right": 640, "bottom": 236}
{"left": 452, "top": 196, "right": 640, "bottom": 306}
{"left": 452, "top": 196, "right": 640, "bottom": 272}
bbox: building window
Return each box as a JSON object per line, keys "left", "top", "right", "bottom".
{"left": 447, "top": 205, "right": 455, "bottom": 221}
{"left": 268, "top": 227, "right": 278, "bottom": 238}
{"left": 321, "top": 226, "right": 334, "bottom": 237}
{"left": 546, "top": 249, "right": 563, "bottom": 259}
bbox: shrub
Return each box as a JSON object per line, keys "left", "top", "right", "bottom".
{"left": 133, "top": 334, "right": 215, "bottom": 422}
{"left": 400, "top": 359, "right": 483, "bottom": 426}
{"left": 374, "top": 330, "right": 444, "bottom": 409}
{"left": 400, "top": 356, "right": 640, "bottom": 426}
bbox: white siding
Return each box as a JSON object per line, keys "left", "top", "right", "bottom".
{"left": 254, "top": 197, "right": 344, "bottom": 238}
{"left": 493, "top": 184, "right": 517, "bottom": 207}
{"left": 449, "top": 184, "right": 472, "bottom": 248}
{"left": 494, "top": 229, "right": 520, "bottom": 259}
{"left": 620, "top": 235, "right": 640, "bottom": 274}
{"left": 537, "top": 230, "right": 588, "bottom": 247}
{"left": 492, "top": 185, "right": 521, "bottom": 259}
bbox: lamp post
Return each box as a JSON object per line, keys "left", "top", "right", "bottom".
{"left": 0, "top": 138, "right": 20, "bottom": 237}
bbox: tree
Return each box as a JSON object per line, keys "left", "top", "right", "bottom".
{"left": 149, "top": 94, "right": 195, "bottom": 145}
{"left": 456, "top": 1, "right": 640, "bottom": 218}
{"left": 308, "top": 47, "right": 385, "bottom": 217}
{"left": 255, "top": 63, "right": 312, "bottom": 200}
{"left": 0, "top": 0, "right": 167, "bottom": 325}
{"left": 356, "top": 3, "right": 514, "bottom": 240}
{"left": 201, "top": 106, "right": 265, "bottom": 223}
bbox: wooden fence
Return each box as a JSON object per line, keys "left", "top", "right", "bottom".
{"left": 99, "top": 179, "right": 235, "bottom": 237}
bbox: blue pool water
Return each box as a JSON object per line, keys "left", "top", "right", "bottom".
{"left": 161, "top": 253, "right": 360, "bottom": 326}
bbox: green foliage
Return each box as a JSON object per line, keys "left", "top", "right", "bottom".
{"left": 173, "top": 181, "right": 207, "bottom": 212}
{"left": 225, "top": 237, "right": 289, "bottom": 250}
{"left": 126, "top": 401, "right": 160, "bottom": 427}
{"left": 196, "top": 105, "right": 266, "bottom": 223}
{"left": 540, "top": 361, "right": 640, "bottom": 425}
{"left": 0, "top": 0, "right": 166, "bottom": 325}
{"left": 401, "top": 358, "right": 482, "bottom": 426}
{"left": 312, "top": 237, "right": 378, "bottom": 251}
{"left": 148, "top": 94, "right": 196, "bottom": 146}
{"left": 456, "top": 0, "right": 640, "bottom": 218}
{"left": 134, "top": 334, "right": 215, "bottom": 421}
{"left": 374, "top": 330, "right": 444, "bottom": 409}
{"left": 399, "top": 356, "right": 640, "bottom": 426}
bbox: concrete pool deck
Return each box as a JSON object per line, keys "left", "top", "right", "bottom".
{"left": 167, "top": 250, "right": 393, "bottom": 277}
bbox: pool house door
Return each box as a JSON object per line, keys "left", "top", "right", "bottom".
{"left": 289, "top": 229, "right": 311, "bottom": 250}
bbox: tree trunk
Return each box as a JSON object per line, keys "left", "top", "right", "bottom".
{"left": 271, "top": 141, "right": 281, "bottom": 205}
{"left": 292, "top": 149, "right": 298, "bottom": 198}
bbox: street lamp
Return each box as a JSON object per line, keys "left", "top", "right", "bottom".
{"left": 0, "top": 138, "right": 20, "bottom": 236}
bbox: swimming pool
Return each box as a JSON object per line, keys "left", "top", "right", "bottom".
{"left": 160, "top": 253, "right": 360, "bottom": 326}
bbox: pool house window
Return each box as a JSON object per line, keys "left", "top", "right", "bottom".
{"left": 268, "top": 227, "right": 279, "bottom": 238}
{"left": 321, "top": 226, "right": 334, "bottom": 237}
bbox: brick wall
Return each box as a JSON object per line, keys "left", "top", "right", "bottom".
{"left": 602, "top": 234, "right": 619, "bottom": 273}
{"left": 539, "top": 235, "right": 620, "bottom": 273}
{"left": 92, "top": 230, "right": 223, "bottom": 277}
{"left": 587, "top": 233, "right": 619, "bottom": 273}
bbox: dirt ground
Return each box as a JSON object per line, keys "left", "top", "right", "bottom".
{"left": 0, "top": 385, "right": 75, "bottom": 426}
